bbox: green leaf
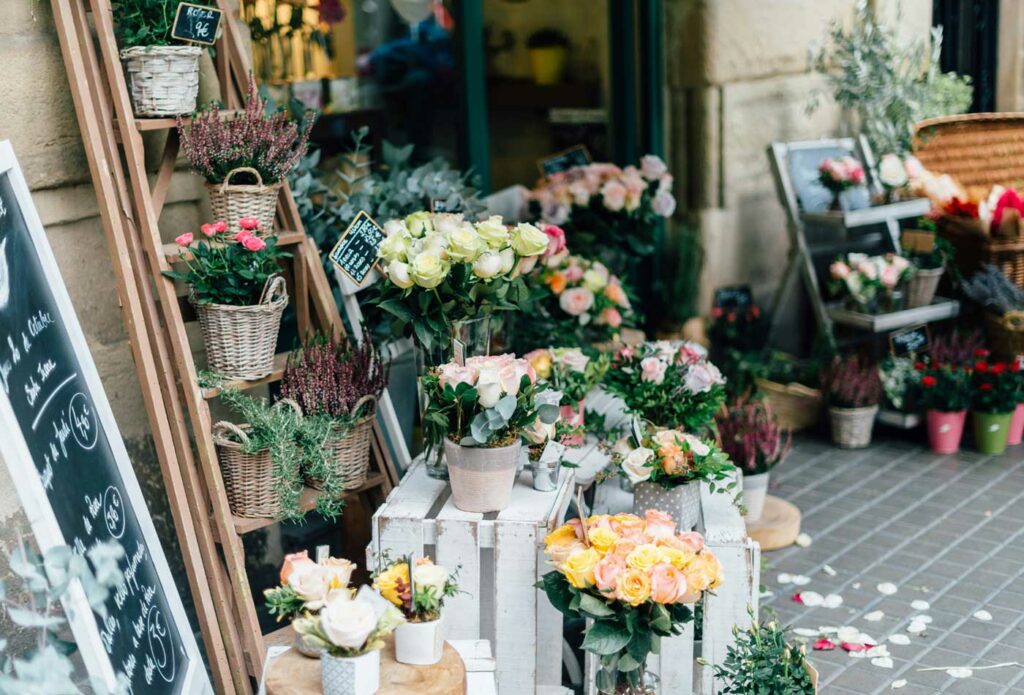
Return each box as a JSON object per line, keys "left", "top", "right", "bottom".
{"left": 578, "top": 593, "right": 614, "bottom": 618}
{"left": 538, "top": 572, "right": 578, "bottom": 617}
{"left": 581, "top": 620, "right": 631, "bottom": 656}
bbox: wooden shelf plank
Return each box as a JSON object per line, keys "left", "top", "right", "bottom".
{"left": 800, "top": 197, "right": 931, "bottom": 229}
{"left": 119, "top": 110, "right": 243, "bottom": 134}
{"left": 202, "top": 352, "right": 289, "bottom": 398}
{"left": 827, "top": 297, "right": 960, "bottom": 332}
{"left": 163, "top": 229, "right": 305, "bottom": 261}
{"left": 231, "top": 474, "right": 387, "bottom": 535}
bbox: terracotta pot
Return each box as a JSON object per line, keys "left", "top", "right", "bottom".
{"left": 926, "top": 409, "right": 966, "bottom": 454}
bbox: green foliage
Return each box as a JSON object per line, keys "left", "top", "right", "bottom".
{"left": 113, "top": 0, "right": 210, "bottom": 47}
{"left": 916, "top": 361, "right": 972, "bottom": 412}
{"left": 263, "top": 583, "right": 307, "bottom": 623}
{"left": 706, "top": 610, "right": 815, "bottom": 695}
{"left": 809, "top": 0, "right": 973, "bottom": 156}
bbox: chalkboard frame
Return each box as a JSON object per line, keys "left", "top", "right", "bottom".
{"left": 329, "top": 209, "right": 385, "bottom": 286}
{"left": 537, "top": 144, "right": 592, "bottom": 177}
{"left": 888, "top": 323, "right": 932, "bottom": 357}
{"left": 170, "top": 1, "right": 223, "bottom": 46}
{"left": 0, "top": 142, "right": 210, "bottom": 693}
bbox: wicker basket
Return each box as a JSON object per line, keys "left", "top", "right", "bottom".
{"left": 755, "top": 378, "right": 823, "bottom": 432}
{"left": 306, "top": 395, "right": 378, "bottom": 493}
{"left": 120, "top": 46, "right": 202, "bottom": 117}
{"left": 984, "top": 310, "right": 1024, "bottom": 360}
{"left": 194, "top": 276, "right": 288, "bottom": 381}
{"left": 206, "top": 166, "right": 283, "bottom": 234}
{"left": 213, "top": 399, "right": 302, "bottom": 519}
{"left": 907, "top": 267, "right": 944, "bottom": 308}
{"left": 829, "top": 405, "right": 878, "bottom": 449}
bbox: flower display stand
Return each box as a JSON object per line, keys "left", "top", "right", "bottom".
{"left": 369, "top": 460, "right": 576, "bottom": 695}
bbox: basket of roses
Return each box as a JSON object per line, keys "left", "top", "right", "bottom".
{"left": 971, "top": 354, "right": 1020, "bottom": 454}
{"left": 914, "top": 361, "right": 972, "bottom": 454}
{"left": 372, "top": 555, "right": 458, "bottom": 666}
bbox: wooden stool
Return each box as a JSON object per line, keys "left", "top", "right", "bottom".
{"left": 746, "top": 495, "right": 802, "bottom": 551}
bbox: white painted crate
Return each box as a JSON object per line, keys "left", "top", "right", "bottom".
{"left": 370, "top": 460, "right": 575, "bottom": 695}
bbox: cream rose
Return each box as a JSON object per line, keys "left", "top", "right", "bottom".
{"left": 413, "top": 562, "right": 449, "bottom": 598}
{"left": 878, "top": 153, "right": 908, "bottom": 189}
{"left": 446, "top": 223, "right": 483, "bottom": 262}
{"left": 404, "top": 211, "right": 433, "bottom": 238}
{"left": 498, "top": 247, "right": 517, "bottom": 275}
{"left": 320, "top": 594, "right": 378, "bottom": 650}
{"left": 475, "top": 216, "right": 510, "bottom": 249}
{"left": 622, "top": 447, "right": 654, "bottom": 484}
{"left": 410, "top": 251, "right": 447, "bottom": 288}
{"left": 472, "top": 251, "right": 503, "bottom": 279}
{"left": 385, "top": 261, "right": 414, "bottom": 289}
{"left": 511, "top": 223, "right": 549, "bottom": 257}
{"left": 378, "top": 231, "right": 411, "bottom": 263}
{"left": 582, "top": 269, "right": 608, "bottom": 292}
{"left": 288, "top": 563, "right": 333, "bottom": 609}
{"left": 475, "top": 368, "right": 503, "bottom": 408}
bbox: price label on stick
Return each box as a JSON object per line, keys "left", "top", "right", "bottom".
{"left": 538, "top": 144, "right": 591, "bottom": 177}
{"left": 329, "top": 211, "right": 386, "bottom": 285}
{"left": 889, "top": 324, "right": 931, "bottom": 357}
{"left": 170, "top": 2, "right": 223, "bottom": 46}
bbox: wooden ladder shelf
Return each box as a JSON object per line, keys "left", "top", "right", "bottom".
{"left": 49, "top": 1, "right": 398, "bottom": 692}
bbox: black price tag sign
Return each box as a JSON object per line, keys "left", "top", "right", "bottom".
{"left": 889, "top": 324, "right": 931, "bottom": 356}
{"left": 713, "top": 284, "right": 754, "bottom": 310}
{"left": 329, "top": 211, "right": 386, "bottom": 285}
{"left": 538, "top": 144, "right": 592, "bottom": 177}
{"left": 171, "top": 2, "right": 223, "bottom": 46}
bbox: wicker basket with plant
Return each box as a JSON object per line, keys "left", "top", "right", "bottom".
{"left": 822, "top": 355, "right": 882, "bottom": 449}
{"left": 962, "top": 265, "right": 1024, "bottom": 359}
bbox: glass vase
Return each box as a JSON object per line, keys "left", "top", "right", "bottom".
{"left": 416, "top": 316, "right": 493, "bottom": 479}
{"left": 596, "top": 658, "right": 659, "bottom": 695}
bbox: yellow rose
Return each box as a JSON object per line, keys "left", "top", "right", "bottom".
{"left": 410, "top": 251, "right": 447, "bottom": 288}
{"left": 658, "top": 547, "right": 696, "bottom": 571}
{"left": 510, "top": 223, "right": 549, "bottom": 257}
{"left": 582, "top": 269, "right": 608, "bottom": 292}
{"left": 626, "top": 544, "right": 662, "bottom": 572}
{"left": 588, "top": 527, "right": 619, "bottom": 556}
{"left": 404, "top": 211, "right": 433, "bottom": 238}
{"left": 561, "top": 548, "right": 601, "bottom": 589}
{"left": 616, "top": 568, "right": 652, "bottom": 606}
{"left": 474, "top": 216, "right": 509, "bottom": 249}
{"left": 545, "top": 524, "right": 578, "bottom": 549}
{"left": 373, "top": 563, "right": 410, "bottom": 607}
{"left": 527, "top": 350, "right": 553, "bottom": 380}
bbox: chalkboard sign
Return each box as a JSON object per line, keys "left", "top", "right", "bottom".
{"left": 538, "top": 144, "right": 592, "bottom": 177}
{"left": 430, "top": 197, "right": 458, "bottom": 214}
{"left": 329, "top": 210, "right": 386, "bottom": 285}
{"left": 713, "top": 284, "right": 754, "bottom": 310}
{"left": 170, "top": 2, "right": 222, "bottom": 46}
{"left": 0, "top": 143, "right": 210, "bottom": 694}
{"left": 889, "top": 324, "right": 931, "bottom": 356}
{"left": 788, "top": 145, "right": 871, "bottom": 213}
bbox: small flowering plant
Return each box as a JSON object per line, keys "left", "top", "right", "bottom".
{"left": 369, "top": 212, "right": 549, "bottom": 354}
{"left": 525, "top": 347, "right": 609, "bottom": 404}
{"left": 615, "top": 424, "right": 734, "bottom": 490}
{"left": 604, "top": 341, "right": 727, "bottom": 432}
{"left": 829, "top": 252, "right": 914, "bottom": 312}
{"left": 163, "top": 218, "right": 289, "bottom": 305}
{"left": 822, "top": 355, "right": 882, "bottom": 409}
{"left": 914, "top": 361, "right": 972, "bottom": 413}
{"left": 420, "top": 354, "right": 561, "bottom": 449}
{"left": 293, "top": 590, "right": 404, "bottom": 658}
{"left": 716, "top": 399, "right": 791, "bottom": 477}
{"left": 372, "top": 555, "right": 458, "bottom": 623}
{"left": 971, "top": 351, "right": 1020, "bottom": 414}
{"left": 538, "top": 511, "right": 721, "bottom": 692}
{"left": 817, "top": 156, "right": 865, "bottom": 194}
{"left": 264, "top": 550, "right": 357, "bottom": 622}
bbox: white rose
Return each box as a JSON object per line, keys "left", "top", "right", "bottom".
{"left": 386, "top": 261, "right": 414, "bottom": 289}
{"left": 319, "top": 594, "right": 378, "bottom": 650}
{"left": 404, "top": 212, "right": 433, "bottom": 238}
{"left": 523, "top": 417, "right": 555, "bottom": 445}
{"left": 878, "top": 154, "right": 909, "bottom": 189}
{"left": 510, "top": 223, "right": 549, "bottom": 257}
{"left": 682, "top": 434, "right": 710, "bottom": 457}
{"left": 383, "top": 219, "right": 409, "bottom": 238}
{"left": 378, "top": 231, "right": 411, "bottom": 263}
{"left": 621, "top": 447, "right": 654, "bottom": 484}
{"left": 475, "top": 215, "right": 510, "bottom": 249}
{"left": 472, "top": 251, "right": 503, "bottom": 279}
{"left": 288, "top": 563, "right": 332, "bottom": 609}
{"left": 410, "top": 251, "right": 447, "bottom": 288}
{"left": 498, "top": 247, "right": 516, "bottom": 275}
{"left": 475, "top": 368, "right": 503, "bottom": 408}
{"left": 413, "top": 562, "right": 449, "bottom": 598}
{"left": 446, "top": 223, "right": 483, "bottom": 262}
{"left": 433, "top": 213, "right": 464, "bottom": 237}
{"left": 582, "top": 269, "right": 607, "bottom": 292}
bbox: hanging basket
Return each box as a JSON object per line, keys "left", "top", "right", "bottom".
{"left": 984, "top": 310, "right": 1024, "bottom": 360}
{"left": 194, "top": 276, "right": 288, "bottom": 381}
{"left": 213, "top": 399, "right": 302, "bottom": 519}
{"left": 306, "top": 395, "right": 378, "bottom": 492}
{"left": 120, "top": 45, "right": 202, "bottom": 117}
{"left": 205, "top": 166, "right": 283, "bottom": 234}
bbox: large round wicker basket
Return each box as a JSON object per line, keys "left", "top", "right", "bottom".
{"left": 984, "top": 310, "right": 1024, "bottom": 360}
{"left": 120, "top": 45, "right": 202, "bottom": 117}
{"left": 306, "top": 395, "right": 378, "bottom": 493}
{"left": 213, "top": 399, "right": 302, "bottom": 519}
{"left": 206, "top": 166, "right": 283, "bottom": 234}
{"left": 755, "top": 378, "right": 823, "bottom": 432}
{"left": 194, "top": 276, "right": 288, "bottom": 381}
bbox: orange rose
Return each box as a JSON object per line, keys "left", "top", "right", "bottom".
{"left": 546, "top": 271, "right": 568, "bottom": 294}
{"left": 650, "top": 563, "right": 688, "bottom": 604}
{"left": 604, "top": 281, "right": 631, "bottom": 308}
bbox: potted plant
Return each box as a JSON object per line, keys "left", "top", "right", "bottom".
{"left": 420, "top": 354, "right": 560, "bottom": 512}
{"left": 165, "top": 218, "right": 289, "bottom": 380}
{"left": 971, "top": 353, "right": 1018, "bottom": 455}
{"left": 705, "top": 610, "right": 816, "bottom": 694}
{"left": 822, "top": 355, "right": 882, "bottom": 449}
{"left": 817, "top": 156, "right": 865, "bottom": 211}
{"left": 752, "top": 352, "right": 824, "bottom": 432}
{"left": 525, "top": 347, "right": 609, "bottom": 446}
{"left": 264, "top": 550, "right": 357, "bottom": 657}
{"left": 829, "top": 253, "right": 915, "bottom": 314}
{"left": 903, "top": 218, "right": 952, "bottom": 308}
{"left": 281, "top": 332, "right": 389, "bottom": 493}
{"left": 915, "top": 361, "right": 971, "bottom": 454}
{"left": 178, "top": 78, "right": 314, "bottom": 233}
{"left": 614, "top": 424, "right": 734, "bottom": 530}
{"left": 962, "top": 265, "right": 1024, "bottom": 360}
{"left": 1009, "top": 355, "right": 1024, "bottom": 446}
{"left": 539, "top": 512, "right": 722, "bottom": 694}
{"left": 293, "top": 590, "right": 404, "bottom": 695}
{"left": 373, "top": 555, "right": 458, "bottom": 666}
{"left": 523, "top": 418, "right": 580, "bottom": 491}
{"left": 213, "top": 389, "right": 341, "bottom": 520}
{"left": 113, "top": 0, "right": 205, "bottom": 117}
{"left": 716, "top": 399, "right": 791, "bottom": 522}
{"left": 879, "top": 355, "right": 921, "bottom": 418}
{"left": 604, "top": 341, "right": 726, "bottom": 434}
{"left": 526, "top": 29, "right": 570, "bottom": 85}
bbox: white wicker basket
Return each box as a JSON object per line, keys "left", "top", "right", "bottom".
{"left": 120, "top": 45, "right": 202, "bottom": 117}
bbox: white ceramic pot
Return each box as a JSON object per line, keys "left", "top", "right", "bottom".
{"left": 394, "top": 616, "right": 444, "bottom": 665}
{"left": 632, "top": 481, "right": 701, "bottom": 530}
{"left": 444, "top": 439, "right": 521, "bottom": 512}
{"left": 743, "top": 472, "right": 770, "bottom": 522}
{"left": 321, "top": 649, "right": 380, "bottom": 695}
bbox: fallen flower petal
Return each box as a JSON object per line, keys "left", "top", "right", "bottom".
{"left": 823, "top": 593, "right": 844, "bottom": 608}
{"left": 836, "top": 626, "right": 862, "bottom": 642}
{"left": 778, "top": 573, "right": 793, "bottom": 584}
{"left": 947, "top": 668, "right": 973, "bottom": 679}
{"left": 888, "top": 634, "right": 911, "bottom": 646}
{"left": 823, "top": 564, "right": 837, "bottom": 576}
{"left": 892, "top": 680, "right": 907, "bottom": 689}
{"left": 794, "top": 628, "right": 821, "bottom": 638}
{"left": 878, "top": 582, "right": 898, "bottom": 595}
{"left": 865, "top": 610, "right": 885, "bottom": 622}
{"left": 813, "top": 638, "right": 836, "bottom": 651}
{"left": 911, "top": 600, "right": 930, "bottom": 611}
{"left": 907, "top": 621, "right": 927, "bottom": 634}
{"left": 841, "top": 642, "right": 870, "bottom": 652}
{"left": 800, "top": 591, "right": 825, "bottom": 607}
{"left": 872, "top": 656, "right": 895, "bottom": 669}
{"left": 791, "top": 574, "right": 811, "bottom": 586}
{"left": 795, "top": 533, "right": 812, "bottom": 548}
{"left": 974, "top": 610, "right": 993, "bottom": 621}
{"left": 792, "top": 592, "right": 804, "bottom": 604}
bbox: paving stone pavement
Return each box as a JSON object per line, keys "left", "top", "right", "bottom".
{"left": 760, "top": 434, "right": 1024, "bottom": 694}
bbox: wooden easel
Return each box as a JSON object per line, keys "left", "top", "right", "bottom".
{"left": 50, "top": 1, "right": 398, "bottom": 691}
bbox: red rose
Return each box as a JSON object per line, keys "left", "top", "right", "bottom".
{"left": 711, "top": 307, "right": 723, "bottom": 318}
{"left": 914, "top": 362, "right": 926, "bottom": 371}
{"left": 751, "top": 306, "right": 761, "bottom": 318}
{"left": 975, "top": 348, "right": 990, "bottom": 358}
{"left": 1012, "top": 362, "right": 1022, "bottom": 373}
{"left": 976, "top": 361, "right": 990, "bottom": 372}
{"left": 992, "top": 363, "right": 1007, "bottom": 375}
{"left": 922, "top": 375, "right": 937, "bottom": 388}
{"left": 980, "top": 383, "right": 994, "bottom": 392}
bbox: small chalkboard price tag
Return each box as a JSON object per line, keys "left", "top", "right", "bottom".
{"left": 329, "top": 211, "right": 386, "bottom": 285}
{"left": 171, "top": 2, "right": 223, "bottom": 46}
{"left": 538, "top": 144, "right": 592, "bottom": 177}
{"left": 713, "top": 284, "right": 754, "bottom": 310}
{"left": 430, "top": 197, "right": 459, "bottom": 214}
{"left": 889, "top": 324, "right": 931, "bottom": 356}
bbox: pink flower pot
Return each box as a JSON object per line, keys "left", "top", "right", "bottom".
{"left": 926, "top": 409, "right": 966, "bottom": 454}
{"left": 1009, "top": 403, "right": 1024, "bottom": 446}
{"left": 560, "top": 399, "right": 585, "bottom": 446}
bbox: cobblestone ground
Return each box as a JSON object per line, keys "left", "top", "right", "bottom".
{"left": 761, "top": 435, "right": 1024, "bottom": 694}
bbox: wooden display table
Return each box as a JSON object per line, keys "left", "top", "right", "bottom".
{"left": 264, "top": 632, "right": 465, "bottom": 695}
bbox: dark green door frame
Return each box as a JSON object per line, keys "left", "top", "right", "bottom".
{"left": 609, "top": 0, "right": 638, "bottom": 165}
{"left": 453, "top": 0, "right": 491, "bottom": 193}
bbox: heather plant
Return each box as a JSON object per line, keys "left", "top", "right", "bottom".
{"left": 930, "top": 329, "right": 986, "bottom": 365}
{"left": 822, "top": 355, "right": 882, "bottom": 408}
{"left": 716, "top": 398, "right": 792, "bottom": 476}
{"left": 178, "top": 78, "right": 314, "bottom": 185}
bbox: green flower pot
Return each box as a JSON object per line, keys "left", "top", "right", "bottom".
{"left": 972, "top": 411, "right": 1013, "bottom": 454}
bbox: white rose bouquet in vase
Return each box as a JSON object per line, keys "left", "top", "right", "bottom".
{"left": 372, "top": 555, "right": 459, "bottom": 665}
{"left": 420, "top": 355, "right": 561, "bottom": 511}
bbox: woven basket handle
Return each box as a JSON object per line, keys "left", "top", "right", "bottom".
{"left": 259, "top": 275, "right": 288, "bottom": 306}
{"left": 213, "top": 420, "right": 249, "bottom": 446}
{"left": 1002, "top": 310, "right": 1024, "bottom": 331}
{"left": 349, "top": 394, "right": 378, "bottom": 420}
{"left": 220, "top": 166, "right": 265, "bottom": 193}
{"left": 274, "top": 397, "right": 303, "bottom": 417}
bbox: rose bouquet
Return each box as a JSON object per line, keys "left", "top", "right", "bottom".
{"left": 829, "top": 253, "right": 914, "bottom": 314}
{"left": 531, "top": 155, "right": 675, "bottom": 270}
{"left": 373, "top": 555, "right": 458, "bottom": 665}
{"left": 603, "top": 341, "right": 727, "bottom": 433}
{"left": 539, "top": 511, "right": 722, "bottom": 694}
{"left": 818, "top": 156, "right": 865, "bottom": 210}
{"left": 368, "top": 212, "right": 549, "bottom": 358}
{"left": 525, "top": 347, "right": 609, "bottom": 444}
{"left": 264, "top": 550, "right": 357, "bottom": 623}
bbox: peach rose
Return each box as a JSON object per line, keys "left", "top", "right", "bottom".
{"left": 612, "top": 538, "right": 638, "bottom": 558}
{"left": 564, "top": 264, "right": 584, "bottom": 282}
{"left": 594, "top": 554, "right": 627, "bottom": 593}
{"left": 609, "top": 514, "right": 645, "bottom": 541}
{"left": 559, "top": 287, "right": 595, "bottom": 317}
{"left": 604, "top": 282, "right": 630, "bottom": 308}
{"left": 615, "top": 568, "right": 652, "bottom": 606}
{"left": 280, "top": 550, "right": 315, "bottom": 584}
{"left": 596, "top": 307, "right": 623, "bottom": 328}
{"left": 676, "top": 532, "right": 706, "bottom": 553}
{"left": 650, "top": 563, "right": 688, "bottom": 604}
{"left": 643, "top": 510, "right": 677, "bottom": 541}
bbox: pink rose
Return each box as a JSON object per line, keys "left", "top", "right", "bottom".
{"left": 280, "top": 550, "right": 315, "bottom": 584}
{"left": 677, "top": 344, "right": 704, "bottom": 366}
{"left": 542, "top": 225, "right": 567, "bottom": 257}
{"left": 438, "top": 363, "right": 476, "bottom": 390}
{"left": 200, "top": 223, "right": 218, "bottom": 237}
{"left": 880, "top": 264, "right": 900, "bottom": 288}
{"left": 213, "top": 220, "right": 228, "bottom": 234}
{"left": 515, "top": 256, "right": 538, "bottom": 277}
{"left": 644, "top": 510, "right": 677, "bottom": 541}
{"left": 175, "top": 232, "right": 194, "bottom": 246}
{"left": 830, "top": 261, "right": 850, "bottom": 280}
{"left": 239, "top": 217, "right": 262, "bottom": 231}
{"left": 564, "top": 264, "right": 584, "bottom": 282}
{"left": 601, "top": 180, "right": 627, "bottom": 211}
{"left": 243, "top": 235, "right": 267, "bottom": 252}
{"left": 640, "top": 154, "right": 668, "bottom": 180}
{"left": 596, "top": 307, "right": 622, "bottom": 328}
{"left": 559, "top": 287, "right": 595, "bottom": 317}
{"left": 640, "top": 357, "right": 667, "bottom": 385}
{"left": 684, "top": 362, "right": 722, "bottom": 395}
{"left": 594, "top": 554, "right": 626, "bottom": 593}
{"left": 235, "top": 230, "right": 252, "bottom": 242}
{"left": 676, "top": 531, "right": 705, "bottom": 553}
{"left": 652, "top": 190, "right": 676, "bottom": 217}
{"left": 650, "top": 563, "right": 688, "bottom": 604}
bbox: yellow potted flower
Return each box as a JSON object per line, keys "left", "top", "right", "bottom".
{"left": 373, "top": 555, "right": 459, "bottom": 665}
